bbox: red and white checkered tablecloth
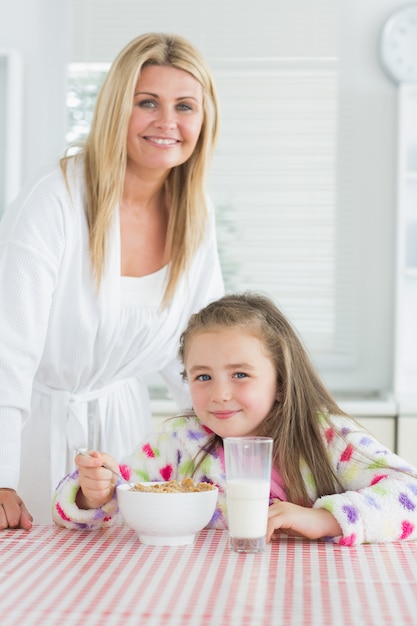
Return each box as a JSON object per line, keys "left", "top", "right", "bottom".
{"left": 1, "top": 524, "right": 417, "bottom": 625}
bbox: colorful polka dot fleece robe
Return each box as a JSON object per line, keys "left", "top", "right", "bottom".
{"left": 52, "top": 415, "right": 417, "bottom": 545}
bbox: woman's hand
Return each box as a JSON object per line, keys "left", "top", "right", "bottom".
{"left": 75, "top": 451, "right": 119, "bottom": 510}
{"left": 0, "top": 488, "right": 33, "bottom": 530}
{"left": 267, "top": 500, "right": 342, "bottom": 542}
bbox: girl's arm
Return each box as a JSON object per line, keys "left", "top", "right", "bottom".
{"left": 313, "top": 417, "right": 417, "bottom": 545}
{"left": 267, "top": 502, "right": 342, "bottom": 541}
{"left": 52, "top": 422, "right": 189, "bottom": 530}
{"left": 52, "top": 465, "right": 120, "bottom": 531}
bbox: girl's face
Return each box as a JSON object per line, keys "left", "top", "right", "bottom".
{"left": 184, "top": 327, "right": 278, "bottom": 438}
{"left": 126, "top": 64, "right": 204, "bottom": 177}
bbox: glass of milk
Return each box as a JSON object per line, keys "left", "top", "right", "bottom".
{"left": 224, "top": 436, "right": 273, "bottom": 553}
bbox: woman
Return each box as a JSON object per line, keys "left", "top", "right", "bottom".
{"left": 0, "top": 32, "right": 224, "bottom": 528}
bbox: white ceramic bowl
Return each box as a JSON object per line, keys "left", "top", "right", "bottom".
{"left": 117, "top": 482, "right": 219, "bottom": 546}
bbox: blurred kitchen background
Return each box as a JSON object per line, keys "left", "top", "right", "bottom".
{"left": 1, "top": 0, "right": 417, "bottom": 463}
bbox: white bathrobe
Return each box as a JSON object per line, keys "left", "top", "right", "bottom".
{"left": 0, "top": 160, "right": 224, "bottom": 523}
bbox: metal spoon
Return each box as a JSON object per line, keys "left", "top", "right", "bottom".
{"left": 76, "top": 449, "right": 135, "bottom": 488}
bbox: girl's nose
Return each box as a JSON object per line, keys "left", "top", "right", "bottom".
{"left": 212, "top": 381, "right": 232, "bottom": 402}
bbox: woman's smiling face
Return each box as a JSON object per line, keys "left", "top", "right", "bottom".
{"left": 184, "top": 327, "right": 278, "bottom": 438}
{"left": 126, "top": 64, "right": 204, "bottom": 177}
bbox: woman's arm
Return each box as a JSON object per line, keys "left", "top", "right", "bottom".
{"left": 0, "top": 172, "right": 65, "bottom": 528}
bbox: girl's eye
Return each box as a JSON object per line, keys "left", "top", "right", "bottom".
{"left": 234, "top": 372, "right": 248, "bottom": 379}
{"left": 196, "top": 374, "right": 211, "bottom": 382}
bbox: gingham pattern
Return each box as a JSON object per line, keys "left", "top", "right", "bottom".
{"left": 1, "top": 525, "right": 417, "bottom": 625}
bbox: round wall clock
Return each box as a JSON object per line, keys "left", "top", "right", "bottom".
{"left": 380, "top": 4, "right": 417, "bottom": 83}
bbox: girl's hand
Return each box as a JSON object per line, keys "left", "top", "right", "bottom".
{"left": 0, "top": 488, "right": 33, "bottom": 530}
{"left": 267, "top": 500, "right": 342, "bottom": 542}
{"left": 75, "top": 451, "right": 119, "bottom": 510}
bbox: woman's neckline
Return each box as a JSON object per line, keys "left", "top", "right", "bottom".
{"left": 120, "top": 264, "right": 168, "bottom": 280}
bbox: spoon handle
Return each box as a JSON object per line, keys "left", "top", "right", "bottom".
{"left": 76, "top": 449, "right": 132, "bottom": 486}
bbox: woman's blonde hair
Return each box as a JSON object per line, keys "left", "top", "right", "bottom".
{"left": 179, "top": 292, "right": 347, "bottom": 505}
{"left": 61, "top": 33, "right": 220, "bottom": 303}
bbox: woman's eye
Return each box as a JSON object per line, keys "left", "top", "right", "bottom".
{"left": 196, "top": 374, "right": 211, "bottom": 382}
{"left": 138, "top": 99, "right": 156, "bottom": 109}
{"left": 176, "top": 102, "right": 193, "bottom": 112}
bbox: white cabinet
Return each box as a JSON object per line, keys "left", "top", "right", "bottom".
{"left": 151, "top": 397, "right": 417, "bottom": 466}
{"left": 337, "top": 398, "right": 396, "bottom": 452}
{"left": 151, "top": 398, "right": 398, "bottom": 457}
{"left": 354, "top": 416, "right": 396, "bottom": 452}
{"left": 397, "top": 415, "right": 417, "bottom": 468}
{"left": 397, "top": 395, "right": 417, "bottom": 468}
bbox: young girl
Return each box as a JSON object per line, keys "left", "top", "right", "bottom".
{"left": 53, "top": 293, "right": 417, "bottom": 545}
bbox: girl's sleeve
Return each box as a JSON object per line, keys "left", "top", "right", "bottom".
{"left": 52, "top": 423, "right": 186, "bottom": 529}
{"left": 313, "top": 418, "right": 417, "bottom": 545}
{"left": 51, "top": 469, "right": 120, "bottom": 530}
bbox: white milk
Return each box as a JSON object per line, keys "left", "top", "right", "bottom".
{"left": 226, "top": 479, "right": 270, "bottom": 538}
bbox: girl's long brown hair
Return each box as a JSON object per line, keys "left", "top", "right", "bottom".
{"left": 179, "top": 292, "right": 347, "bottom": 505}
{"left": 61, "top": 33, "right": 219, "bottom": 305}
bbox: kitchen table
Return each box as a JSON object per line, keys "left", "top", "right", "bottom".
{"left": 1, "top": 524, "right": 417, "bottom": 625}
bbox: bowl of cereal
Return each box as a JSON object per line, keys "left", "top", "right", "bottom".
{"left": 117, "top": 478, "right": 218, "bottom": 546}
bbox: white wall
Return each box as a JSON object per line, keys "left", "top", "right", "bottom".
{"left": 71, "top": 0, "right": 338, "bottom": 61}
{"left": 0, "top": 0, "right": 70, "bottom": 192}
{"left": 335, "top": 0, "right": 400, "bottom": 393}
